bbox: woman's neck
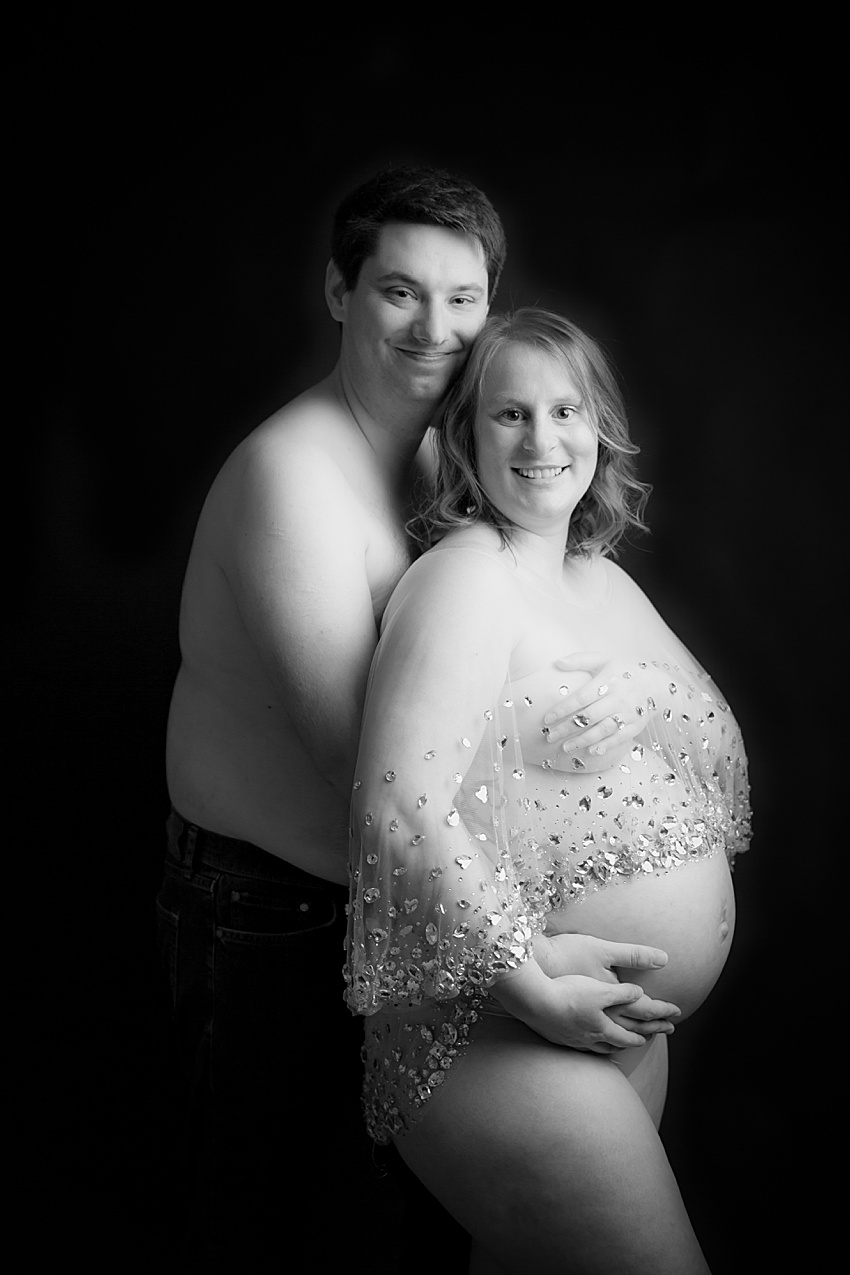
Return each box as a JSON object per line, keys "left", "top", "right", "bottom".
{"left": 507, "top": 527, "right": 606, "bottom": 607}
{"left": 508, "top": 525, "right": 572, "bottom": 585}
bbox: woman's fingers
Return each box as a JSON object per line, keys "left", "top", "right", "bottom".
{"left": 602, "top": 942, "right": 669, "bottom": 971}
{"left": 611, "top": 993, "right": 681, "bottom": 1025}
{"left": 604, "top": 988, "right": 680, "bottom": 1040}
{"left": 595, "top": 1024, "right": 649, "bottom": 1050}
{"left": 544, "top": 677, "right": 618, "bottom": 728}
{"left": 601, "top": 981, "right": 643, "bottom": 1008}
{"left": 553, "top": 652, "right": 607, "bottom": 675}
{"left": 543, "top": 682, "right": 641, "bottom": 751}
{"left": 561, "top": 714, "right": 628, "bottom": 755}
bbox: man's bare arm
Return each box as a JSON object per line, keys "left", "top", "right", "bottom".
{"left": 226, "top": 432, "right": 381, "bottom": 801}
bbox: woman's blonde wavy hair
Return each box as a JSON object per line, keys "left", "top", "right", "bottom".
{"left": 410, "top": 308, "right": 651, "bottom": 558}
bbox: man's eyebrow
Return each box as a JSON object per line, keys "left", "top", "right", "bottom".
{"left": 373, "top": 271, "right": 486, "bottom": 295}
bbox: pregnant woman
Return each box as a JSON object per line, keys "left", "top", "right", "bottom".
{"left": 345, "top": 309, "right": 751, "bottom": 1274}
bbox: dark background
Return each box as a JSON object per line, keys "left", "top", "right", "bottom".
{"left": 22, "top": 22, "right": 839, "bottom": 1272}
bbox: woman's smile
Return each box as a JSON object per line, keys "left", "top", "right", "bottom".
{"left": 474, "top": 343, "right": 598, "bottom": 534}
{"left": 514, "top": 464, "right": 568, "bottom": 480}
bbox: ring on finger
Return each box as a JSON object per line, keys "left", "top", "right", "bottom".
{"left": 596, "top": 683, "right": 609, "bottom": 696}
{"left": 612, "top": 714, "right": 626, "bottom": 730}
{"left": 573, "top": 714, "right": 590, "bottom": 728}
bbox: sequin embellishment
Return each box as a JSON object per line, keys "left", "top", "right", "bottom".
{"left": 346, "top": 655, "right": 751, "bottom": 1147}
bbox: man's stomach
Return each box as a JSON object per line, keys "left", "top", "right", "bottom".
{"left": 165, "top": 665, "right": 350, "bottom": 884}
{"left": 544, "top": 852, "right": 736, "bottom": 1020}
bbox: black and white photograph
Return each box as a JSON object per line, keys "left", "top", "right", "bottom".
{"left": 22, "top": 20, "right": 840, "bottom": 1273}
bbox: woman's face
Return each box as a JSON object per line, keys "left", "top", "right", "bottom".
{"left": 473, "top": 342, "right": 598, "bottom": 538}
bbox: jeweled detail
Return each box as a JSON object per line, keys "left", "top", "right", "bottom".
{"left": 347, "top": 655, "right": 752, "bottom": 1147}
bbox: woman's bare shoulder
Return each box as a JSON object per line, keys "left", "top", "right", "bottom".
{"left": 407, "top": 527, "right": 519, "bottom": 588}
{"left": 386, "top": 527, "right": 522, "bottom": 629}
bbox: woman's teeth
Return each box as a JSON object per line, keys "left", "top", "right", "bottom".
{"left": 516, "top": 467, "right": 565, "bottom": 479}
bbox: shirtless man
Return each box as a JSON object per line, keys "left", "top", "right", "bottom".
{"left": 156, "top": 168, "right": 678, "bottom": 1270}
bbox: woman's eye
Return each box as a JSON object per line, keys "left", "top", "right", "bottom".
{"left": 555, "top": 406, "right": 577, "bottom": 421}
{"left": 500, "top": 409, "right": 523, "bottom": 423}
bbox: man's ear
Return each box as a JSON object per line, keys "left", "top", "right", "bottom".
{"left": 325, "top": 259, "right": 349, "bottom": 322}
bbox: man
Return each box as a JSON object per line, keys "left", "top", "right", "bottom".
{"left": 157, "top": 168, "right": 504, "bottom": 1269}
{"left": 156, "top": 167, "right": 675, "bottom": 1269}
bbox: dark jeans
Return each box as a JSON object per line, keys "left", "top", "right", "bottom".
{"left": 155, "top": 810, "right": 396, "bottom": 1269}
{"left": 155, "top": 810, "right": 470, "bottom": 1273}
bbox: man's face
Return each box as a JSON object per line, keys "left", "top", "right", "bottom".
{"left": 337, "top": 222, "right": 490, "bottom": 408}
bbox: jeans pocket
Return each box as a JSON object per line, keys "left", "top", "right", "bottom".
{"left": 154, "top": 895, "right": 179, "bottom": 1005}
{"left": 219, "top": 879, "right": 342, "bottom": 947}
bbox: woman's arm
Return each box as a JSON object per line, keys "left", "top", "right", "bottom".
{"left": 344, "top": 548, "right": 682, "bottom": 1051}
{"left": 345, "top": 547, "right": 538, "bottom": 1013}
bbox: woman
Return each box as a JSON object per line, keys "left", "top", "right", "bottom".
{"left": 345, "top": 310, "right": 751, "bottom": 1273}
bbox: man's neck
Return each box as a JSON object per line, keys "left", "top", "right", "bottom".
{"left": 330, "top": 364, "right": 434, "bottom": 482}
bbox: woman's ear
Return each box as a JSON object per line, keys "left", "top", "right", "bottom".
{"left": 325, "top": 259, "right": 349, "bottom": 323}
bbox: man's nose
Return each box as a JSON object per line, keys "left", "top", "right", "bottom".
{"left": 411, "top": 303, "right": 447, "bottom": 346}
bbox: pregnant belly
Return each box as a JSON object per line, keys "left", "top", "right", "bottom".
{"left": 545, "top": 851, "right": 736, "bottom": 1020}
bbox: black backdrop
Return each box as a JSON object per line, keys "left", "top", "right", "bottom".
{"left": 22, "top": 24, "right": 840, "bottom": 1273}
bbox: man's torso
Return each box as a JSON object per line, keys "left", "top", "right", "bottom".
{"left": 166, "top": 379, "right": 428, "bottom": 883}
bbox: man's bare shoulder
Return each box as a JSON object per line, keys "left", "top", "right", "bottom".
{"left": 229, "top": 378, "right": 357, "bottom": 479}
{"left": 199, "top": 378, "right": 366, "bottom": 529}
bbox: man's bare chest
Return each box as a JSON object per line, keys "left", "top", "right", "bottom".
{"left": 363, "top": 506, "right": 418, "bottom": 623}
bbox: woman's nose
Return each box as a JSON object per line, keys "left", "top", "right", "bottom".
{"left": 522, "top": 420, "right": 556, "bottom": 454}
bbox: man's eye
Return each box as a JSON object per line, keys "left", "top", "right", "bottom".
{"left": 451, "top": 296, "right": 476, "bottom": 306}
{"left": 388, "top": 288, "right": 414, "bottom": 300}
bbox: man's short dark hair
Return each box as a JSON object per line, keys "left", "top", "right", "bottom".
{"left": 331, "top": 166, "right": 507, "bottom": 298}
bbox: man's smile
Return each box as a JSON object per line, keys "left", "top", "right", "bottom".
{"left": 396, "top": 347, "right": 460, "bottom": 361}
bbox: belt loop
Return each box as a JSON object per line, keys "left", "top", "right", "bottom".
{"left": 171, "top": 808, "right": 201, "bottom": 874}
{"left": 184, "top": 821, "right": 199, "bottom": 874}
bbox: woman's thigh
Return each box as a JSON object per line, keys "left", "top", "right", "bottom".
{"left": 613, "top": 1031, "right": 670, "bottom": 1130}
{"left": 394, "top": 1020, "right": 709, "bottom": 1275}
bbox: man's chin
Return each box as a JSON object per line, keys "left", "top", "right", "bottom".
{"left": 394, "top": 368, "right": 455, "bottom": 402}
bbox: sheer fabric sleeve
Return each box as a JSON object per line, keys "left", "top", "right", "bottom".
{"left": 344, "top": 549, "right": 545, "bottom": 1016}
{"left": 642, "top": 646, "right": 753, "bottom": 861}
{"left": 601, "top": 565, "right": 752, "bottom": 864}
{"left": 605, "top": 641, "right": 753, "bottom": 875}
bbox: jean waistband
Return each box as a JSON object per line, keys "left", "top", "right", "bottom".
{"left": 165, "top": 807, "right": 345, "bottom": 894}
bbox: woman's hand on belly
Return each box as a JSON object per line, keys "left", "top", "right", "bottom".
{"left": 489, "top": 957, "right": 681, "bottom": 1055}
{"left": 550, "top": 855, "right": 737, "bottom": 1021}
{"left": 534, "top": 931, "right": 670, "bottom": 982}
{"left": 534, "top": 932, "right": 682, "bottom": 1044}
